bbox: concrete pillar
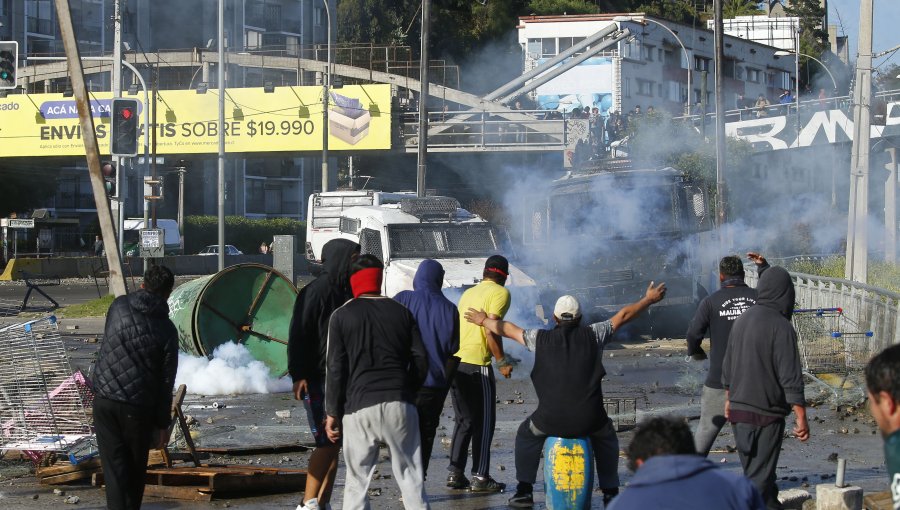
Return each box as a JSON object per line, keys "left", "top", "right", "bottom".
{"left": 815, "top": 484, "right": 863, "bottom": 510}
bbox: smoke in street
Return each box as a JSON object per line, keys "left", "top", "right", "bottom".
{"left": 176, "top": 342, "right": 292, "bottom": 395}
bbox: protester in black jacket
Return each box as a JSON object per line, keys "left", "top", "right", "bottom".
{"left": 324, "top": 254, "right": 430, "bottom": 509}
{"left": 722, "top": 266, "right": 809, "bottom": 509}
{"left": 686, "top": 252, "right": 768, "bottom": 456}
{"left": 92, "top": 265, "right": 177, "bottom": 510}
{"left": 288, "top": 238, "right": 359, "bottom": 510}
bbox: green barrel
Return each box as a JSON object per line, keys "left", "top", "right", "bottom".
{"left": 167, "top": 263, "right": 298, "bottom": 378}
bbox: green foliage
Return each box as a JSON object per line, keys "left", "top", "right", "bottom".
{"left": 786, "top": 256, "right": 900, "bottom": 294}
{"left": 183, "top": 216, "right": 306, "bottom": 256}
{"left": 59, "top": 294, "right": 115, "bottom": 318}
{"left": 337, "top": 0, "right": 420, "bottom": 47}
{"left": 722, "top": 0, "right": 763, "bottom": 18}
{"left": 784, "top": 0, "right": 827, "bottom": 55}
{"left": 525, "top": 0, "right": 597, "bottom": 15}
{"left": 635, "top": 0, "right": 699, "bottom": 24}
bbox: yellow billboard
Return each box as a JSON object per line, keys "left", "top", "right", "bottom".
{"left": 0, "top": 84, "right": 391, "bottom": 157}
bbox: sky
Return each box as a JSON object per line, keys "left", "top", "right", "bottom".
{"left": 828, "top": 0, "right": 900, "bottom": 72}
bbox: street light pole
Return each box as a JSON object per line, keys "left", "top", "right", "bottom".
{"left": 416, "top": 0, "right": 430, "bottom": 198}
{"left": 775, "top": 50, "right": 837, "bottom": 91}
{"left": 321, "top": 0, "right": 331, "bottom": 193}
{"left": 217, "top": 0, "right": 225, "bottom": 271}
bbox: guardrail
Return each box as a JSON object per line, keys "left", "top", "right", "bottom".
{"left": 746, "top": 271, "right": 900, "bottom": 355}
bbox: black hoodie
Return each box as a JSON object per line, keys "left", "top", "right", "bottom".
{"left": 722, "top": 266, "right": 805, "bottom": 418}
{"left": 288, "top": 239, "right": 360, "bottom": 383}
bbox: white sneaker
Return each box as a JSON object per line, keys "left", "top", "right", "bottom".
{"left": 296, "top": 498, "right": 319, "bottom": 510}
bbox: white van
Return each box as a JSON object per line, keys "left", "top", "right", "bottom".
{"left": 123, "top": 218, "right": 181, "bottom": 256}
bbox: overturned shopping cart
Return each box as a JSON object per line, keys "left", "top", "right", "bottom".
{"left": 792, "top": 307, "right": 874, "bottom": 400}
{"left": 0, "top": 316, "right": 95, "bottom": 463}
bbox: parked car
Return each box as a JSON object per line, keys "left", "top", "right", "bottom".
{"left": 198, "top": 244, "right": 243, "bottom": 256}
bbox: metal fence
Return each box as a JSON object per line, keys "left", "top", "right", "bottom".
{"left": 747, "top": 271, "right": 900, "bottom": 357}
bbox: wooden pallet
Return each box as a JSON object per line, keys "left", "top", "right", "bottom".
{"left": 93, "top": 464, "right": 307, "bottom": 501}
{"left": 864, "top": 490, "right": 894, "bottom": 510}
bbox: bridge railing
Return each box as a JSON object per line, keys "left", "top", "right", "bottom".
{"left": 675, "top": 88, "right": 900, "bottom": 126}
{"left": 746, "top": 270, "right": 900, "bottom": 356}
{"left": 396, "top": 109, "right": 571, "bottom": 151}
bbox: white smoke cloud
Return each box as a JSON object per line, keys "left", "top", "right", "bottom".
{"left": 175, "top": 342, "right": 292, "bottom": 395}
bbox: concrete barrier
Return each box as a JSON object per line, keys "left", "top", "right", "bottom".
{"left": 0, "top": 254, "right": 276, "bottom": 281}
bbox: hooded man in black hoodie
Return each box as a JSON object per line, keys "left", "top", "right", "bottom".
{"left": 722, "top": 266, "right": 809, "bottom": 510}
{"left": 288, "top": 238, "right": 360, "bottom": 510}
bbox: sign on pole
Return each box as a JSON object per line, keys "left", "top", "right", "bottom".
{"left": 139, "top": 228, "right": 163, "bottom": 258}
{"left": 7, "top": 219, "right": 35, "bottom": 229}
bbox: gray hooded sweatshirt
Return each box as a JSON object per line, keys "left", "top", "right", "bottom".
{"left": 722, "top": 266, "right": 805, "bottom": 417}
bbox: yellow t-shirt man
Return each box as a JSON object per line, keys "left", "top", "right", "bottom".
{"left": 456, "top": 279, "right": 511, "bottom": 366}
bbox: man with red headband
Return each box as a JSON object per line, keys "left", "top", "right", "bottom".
{"left": 324, "top": 254, "right": 430, "bottom": 508}
{"left": 447, "top": 255, "right": 514, "bottom": 492}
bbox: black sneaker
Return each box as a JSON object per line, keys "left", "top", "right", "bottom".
{"left": 470, "top": 475, "right": 506, "bottom": 493}
{"left": 508, "top": 490, "right": 534, "bottom": 507}
{"left": 446, "top": 473, "right": 470, "bottom": 490}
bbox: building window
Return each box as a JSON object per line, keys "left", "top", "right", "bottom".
{"left": 637, "top": 79, "right": 654, "bottom": 97}
{"left": 623, "top": 78, "right": 631, "bottom": 98}
{"left": 314, "top": 7, "right": 324, "bottom": 27}
{"left": 747, "top": 68, "right": 760, "bottom": 83}
{"left": 694, "top": 56, "right": 710, "bottom": 72}
{"left": 542, "top": 38, "right": 556, "bottom": 58}
{"left": 657, "top": 48, "right": 663, "bottom": 62}
{"left": 246, "top": 30, "right": 262, "bottom": 50}
{"left": 642, "top": 44, "right": 655, "bottom": 61}
{"left": 527, "top": 38, "right": 541, "bottom": 58}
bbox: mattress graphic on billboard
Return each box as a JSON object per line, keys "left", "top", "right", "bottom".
{"left": 535, "top": 57, "right": 614, "bottom": 116}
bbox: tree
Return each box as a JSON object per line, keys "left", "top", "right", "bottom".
{"left": 874, "top": 64, "right": 900, "bottom": 92}
{"left": 722, "top": 0, "right": 763, "bottom": 18}
{"left": 525, "top": 0, "right": 596, "bottom": 15}
{"left": 635, "top": 0, "right": 699, "bottom": 25}
{"left": 784, "top": 0, "right": 827, "bottom": 55}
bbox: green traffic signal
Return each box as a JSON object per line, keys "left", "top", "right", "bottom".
{"left": 0, "top": 43, "right": 16, "bottom": 90}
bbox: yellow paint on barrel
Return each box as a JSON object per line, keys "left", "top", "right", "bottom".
{"left": 548, "top": 440, "right": 587, "bottom": 506}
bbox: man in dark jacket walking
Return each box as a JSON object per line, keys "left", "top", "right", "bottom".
{"left": 324, "top": 254, "right": 430, "bottom": 508}
{"left": 686, "top": 252, "right": 768, "bottom": 456}
{"left": 394, "top": 259, "right": 460, "bottom": 476}
{"left": 722, "top": 266, "right": 809, "bottom": 510}
{"left": 465, "top": 283, "right": 667, "bottom": 508}
{"left": 92, "top": 265, "right": 178, "bottom": 510}
{"left": 606, "top": 417, "right": 764, "bottom": 510}
{"left": 288, "top": 238, "right": 360, "bottom": 510}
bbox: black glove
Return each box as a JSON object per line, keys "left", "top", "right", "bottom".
{"left": 691, "top": 348, "right": 708, "bottom": 361}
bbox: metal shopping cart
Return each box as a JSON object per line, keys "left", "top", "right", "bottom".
{"left": 792, "top": 307, "right": 874, "bottom": 400}
{"left": 0, "top": 316, "right": 95, "bottom": 464}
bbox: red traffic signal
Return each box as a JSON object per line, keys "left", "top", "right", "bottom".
{"left": 110, "top": 98, "right": 140, "bottom": 157}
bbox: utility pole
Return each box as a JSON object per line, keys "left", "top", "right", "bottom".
{"left": 713, "top": 0, "right": 727, "bottom": 228}
{"left": 416, "top": 0, "right": 430, "bottom": 198}
{"left": 175, "top": 163, "right": 187, "bottom": 255}
{"left": 111, "top": 0, "right": 124, "bottom": 258}
{"left": 845, "top": 0, "right": 873, "bottom": 283}
{"left": 53, "top": 0, "right": 127, "bottom": 296}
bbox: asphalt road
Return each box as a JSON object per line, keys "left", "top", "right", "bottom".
{"left": 0, "top": 278, "right": 892, "bottom": 509}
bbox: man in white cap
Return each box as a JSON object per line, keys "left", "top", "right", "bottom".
{"left": 465, "top": 282, "right": 667, "bottom": 508}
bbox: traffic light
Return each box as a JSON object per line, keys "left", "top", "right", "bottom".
{"left": 0, "top": 41, "right": 18, "bottom": 90}
{"left": 110, "top": 98, "right": 139, "bottom": 157}
{"left": 102, "top": 161, "right": 116, "bottom": 195}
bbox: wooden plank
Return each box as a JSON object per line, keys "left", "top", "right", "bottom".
{"left": 39, "top": 468, "right": 101, "bottom": 485}
{"left": 193, "top": 444, "right": 309, "bottom": 455}
{"left": 143, "top": 484, "right": 213, "bottom": 502}
{"left": 36, "top": 458, "right": 101, "bottom": 477}
{"left": 148, "top": 450, "right": 208, "bottom": 466}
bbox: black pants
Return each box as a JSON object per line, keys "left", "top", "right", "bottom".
{"left": 448, "top": 362, "right": 496, "bottom": 477}
{"left": 732, "top": 420, "right": 786, "bottom": 510}
{"left": 416, "top": 385, "right": 450, "bottom": 476}
{"left": 94, "top": 397, "right": 156, "bottom": 510}
{"left": 514, "top": 416, "right": 620, "bottom": 491}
